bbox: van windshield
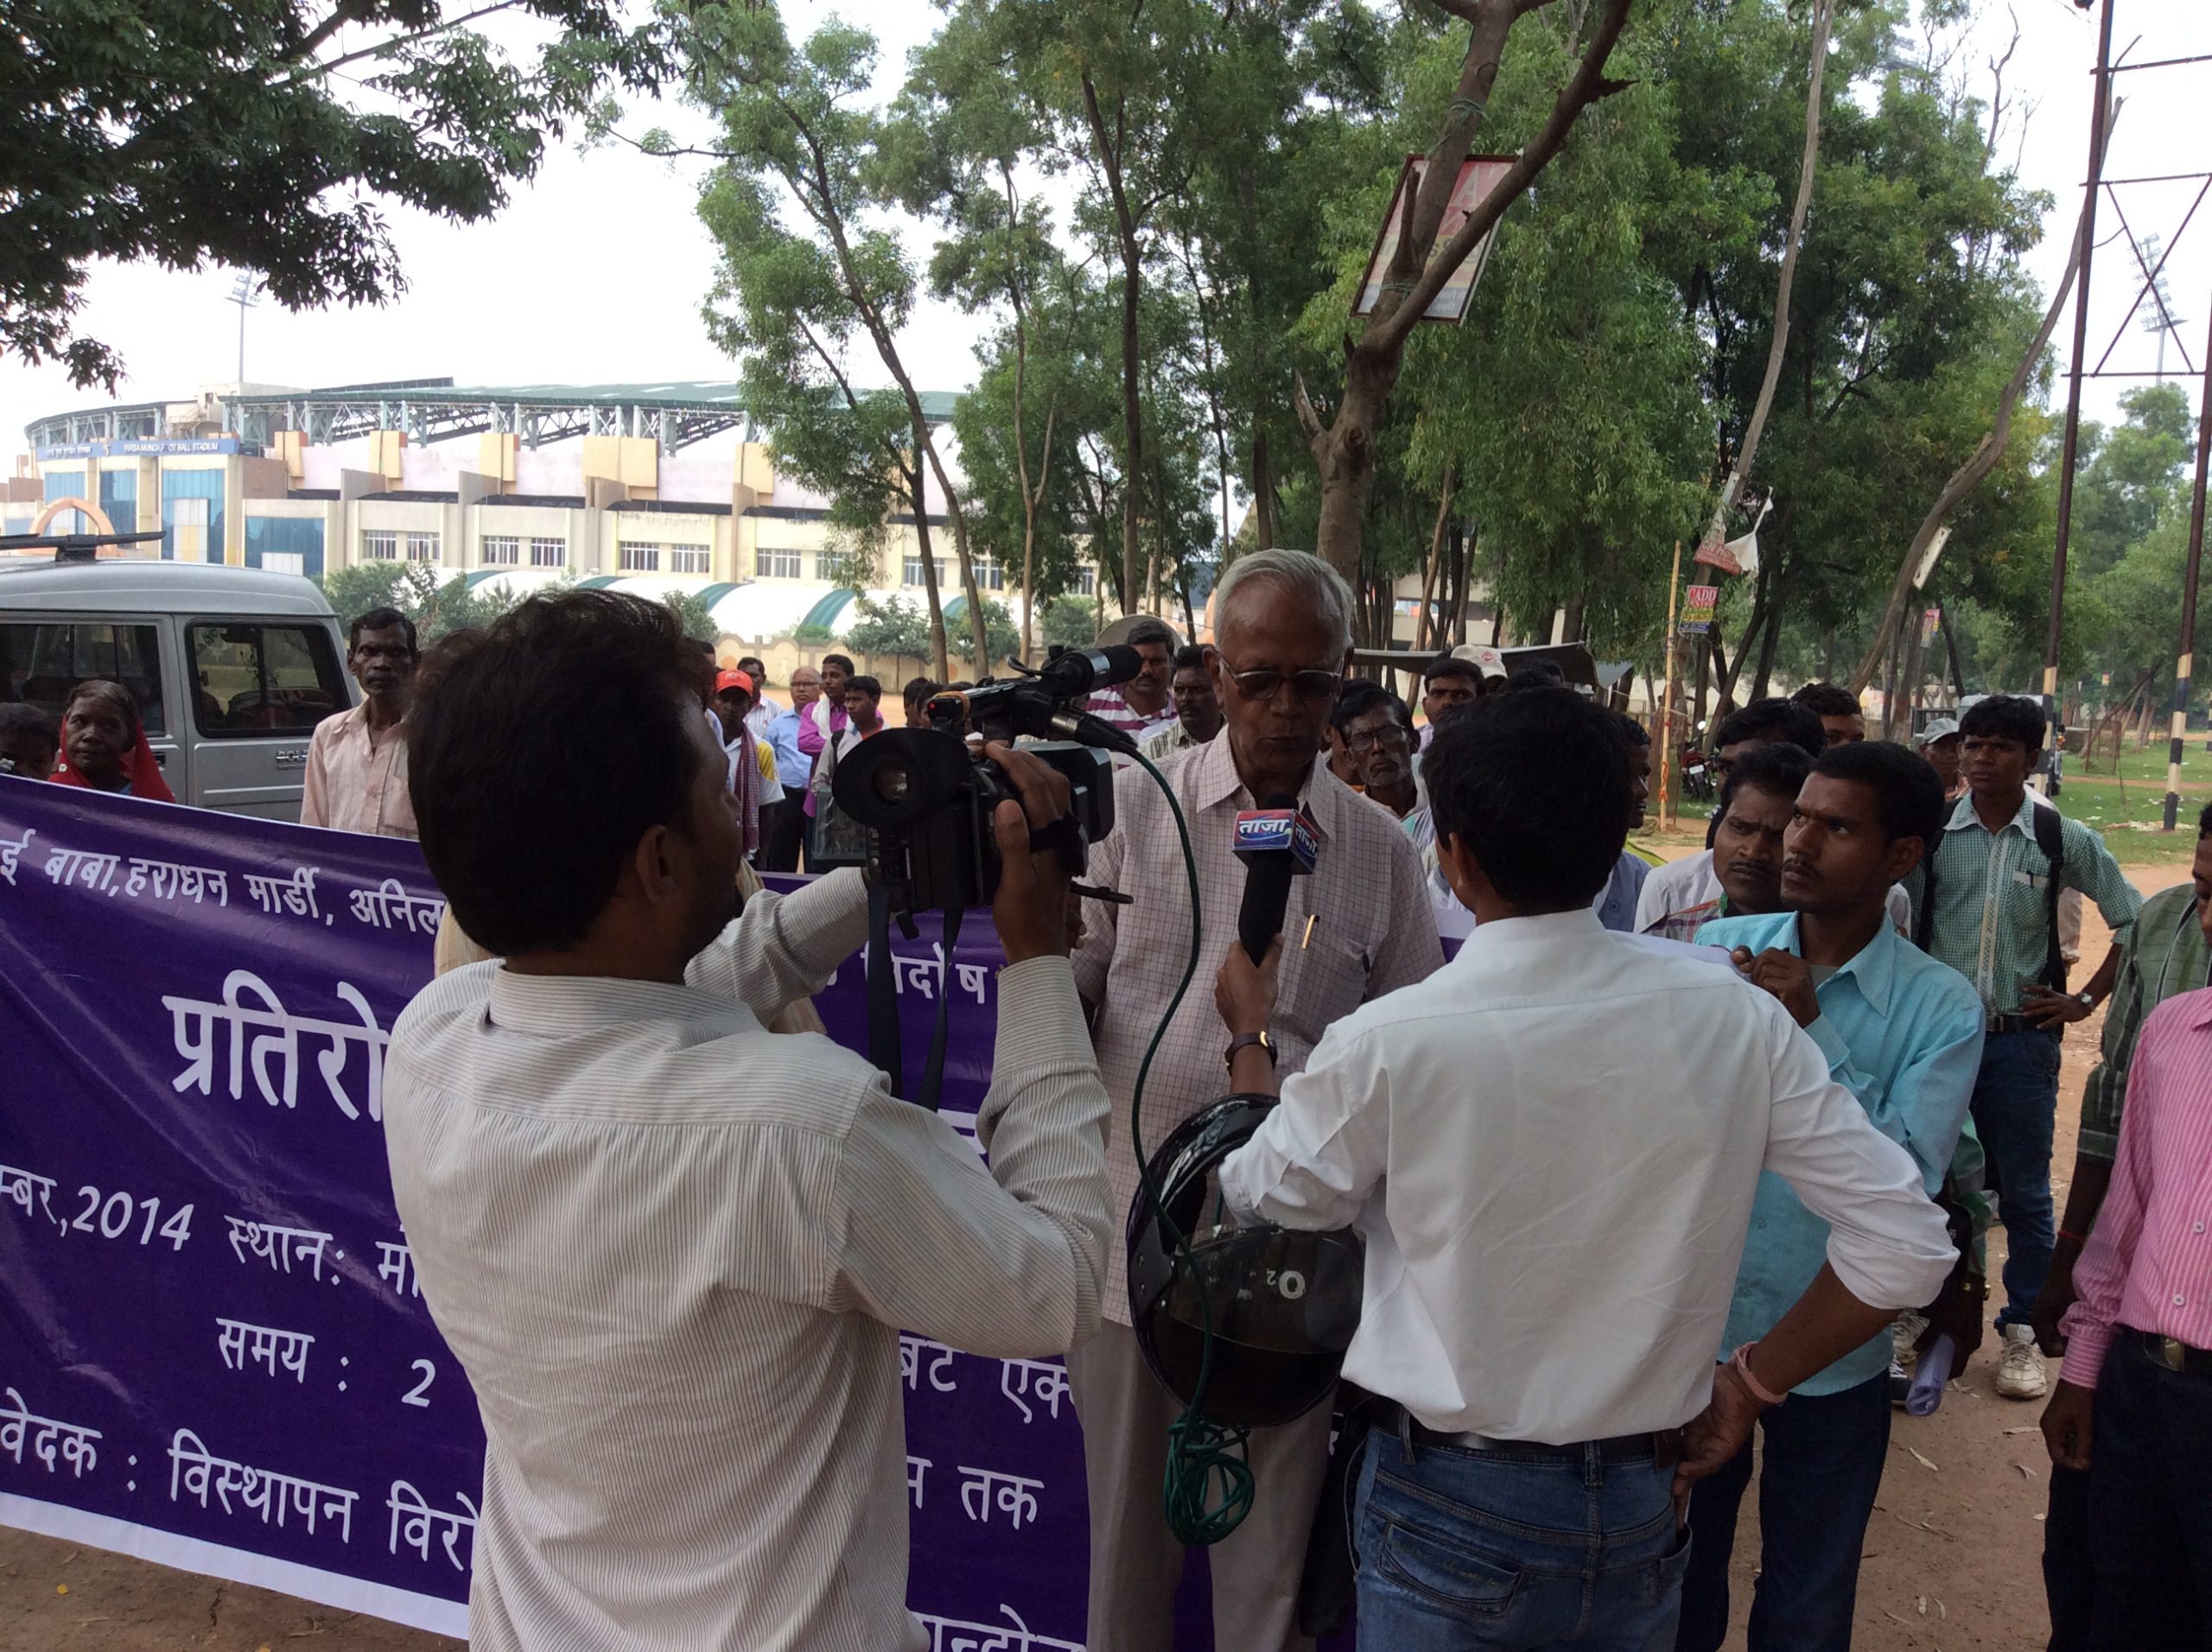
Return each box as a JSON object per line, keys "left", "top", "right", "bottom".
{"left": 0, "top": 622, "right": 167, "bottom": 737}
{"left": 187, "top": 623, "right": 346, "bottom": 736}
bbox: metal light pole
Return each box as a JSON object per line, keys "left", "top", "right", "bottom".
{"left": 2042, "top": 0, "right": 2115, "bottom": 777}
{"left": 227, "top": 274, "right": 261, "bottom": 386}
{"left": 2164, "top": 301, "right": 2212, "bottom": 830}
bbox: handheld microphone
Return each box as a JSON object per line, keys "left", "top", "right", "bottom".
{"left": 1231, "top": 793, "right": 1319, "bottom": 964}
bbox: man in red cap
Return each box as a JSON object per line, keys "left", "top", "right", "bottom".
{"left": 713, "top": 669, "right": 782, "bottom": 866}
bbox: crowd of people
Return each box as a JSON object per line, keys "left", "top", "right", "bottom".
{"left": 8, "top": 550, "right": 2209, "bottom": 1652}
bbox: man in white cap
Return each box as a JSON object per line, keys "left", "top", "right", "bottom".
{"left": 1915, "top": 718, "right": 1964, "bottom": 801}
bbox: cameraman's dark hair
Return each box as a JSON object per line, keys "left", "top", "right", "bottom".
{"left": 845, "top": 675, "right": 882, "bottom": 702}
{"left": 903, "top": 676, "right": 941, "bottom": 715}
{"left": 1719, "top": 740, "right": 1812, "bottom": 819}
{"left": 1614, "top": 711, "right": 1650, "bottom": 749}
{"left": 408, "top": 591, "right": 702, "bottom": 956}
{"left": 1331, "top": 679, "right": 1408, "bottom": 735}
{"left": 2199, "top": 800, "right": 2212, "bottom": 838}
{"left": 1172, "top": 643, "right": 1210, "bottom": 673}
{"left": 349, "top": 606, "right": 417, "bottom": 656}
{"left": 63, "top": 677, "right": 137, "bottom": 734}
{"left": 0, "top": 702, "right": 59, "bottom": 753}
{"left": 1425, "top": 688, "right": 1629, "bottom": 911}
{"left": 1960, "top": 694, "right": 2046, "bottom": 752}
{"left": 1713, "top": 696, "right": 1825, "bottom": 758}
{"left": 1127, "top": 619, "right": 1176, "bottom": 651}
{"left": 822, "top": 652, "right": 855, "bottom": 676}
{"left": 1791, "top": 681, "right": 1860, "bottom": 720}
{"left": 1811, "top": 740, "right": 1947, "bottom": 866}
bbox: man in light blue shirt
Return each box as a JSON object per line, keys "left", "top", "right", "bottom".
{"left": 760, "top": 664, "right": 821, "bottom": 872}
{"left": 1679, "top": 740, "right": 1983, "bottom": 1652}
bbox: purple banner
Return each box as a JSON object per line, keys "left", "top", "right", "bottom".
{"left": 0, "top": 777, "right": 1340, "bottom": 1648}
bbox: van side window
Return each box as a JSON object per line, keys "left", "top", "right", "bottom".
{"left": 187, "top": 624, "right": 346, "bottom": 737}
{"left": 0, "top": 622, "right": 168, "bottom": 737}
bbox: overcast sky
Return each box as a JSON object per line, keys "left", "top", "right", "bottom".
{"left": 6, "top": 0, "right": 2209, "bottom": 467}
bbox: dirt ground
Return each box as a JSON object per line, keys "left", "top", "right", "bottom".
{"left": 0, "top": 862, "right": 2190, "bottom": 1650}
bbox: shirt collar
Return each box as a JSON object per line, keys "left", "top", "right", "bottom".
{"left": 1764, "top": 912, "right": 1898, "bottom": 1019}
{"left": 1449, "top": 905, "right": 1605, "bottom": 967}
{"left": 487, "top": 965, "right": 749, "bottom": 1037}
{"left": 2187, "top": 984, "right": 2212, "bottom": 1032}
{"left": 1942, "top": 789, "right": 2037, "bottom": 838}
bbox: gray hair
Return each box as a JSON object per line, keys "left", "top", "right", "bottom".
{"left": 1211, "top": 549, "right": 1354, "bottom": 658}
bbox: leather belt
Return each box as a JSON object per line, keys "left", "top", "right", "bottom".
{"left": 1398, "top": 1413, "right": 1681, "bottom": 1473}
{"left": 1986, "top": 1013, "right": 2044, "bottom": 1034}
{"left": 2133, "top": 1328, "right": 2212, "bottom": 1378}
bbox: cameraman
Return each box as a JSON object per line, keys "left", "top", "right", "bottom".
{"left": 385, "top": 591, "right": 1112, "bottom": 1651}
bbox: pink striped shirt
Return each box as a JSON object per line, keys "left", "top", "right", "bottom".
{"left": 2060, "top": 986, "right": 2212, "bottom": 1387}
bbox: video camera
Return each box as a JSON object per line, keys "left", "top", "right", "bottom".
{"left": 821, "top": 645, "right": 1142, "bottom": 917}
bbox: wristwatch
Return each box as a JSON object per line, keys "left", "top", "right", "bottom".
{"left": 2075, "top": 990, "right": 2095, "bottom": 1012}
{"left": 1224, "top": 1031, "right": 1276, "bottom": 1075}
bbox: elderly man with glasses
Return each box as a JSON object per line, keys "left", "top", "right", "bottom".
{"left": 1066, "top": 549, "right": 1443, "bottom": 1652}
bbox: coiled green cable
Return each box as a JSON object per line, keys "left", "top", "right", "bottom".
{"left": 1122, "top": 751, "right": 1253, "bottom": 1547}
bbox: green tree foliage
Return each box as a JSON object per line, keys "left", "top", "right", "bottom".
{"left": 843, "top": 595, "right": 935, "bottom": 662}
{"left": 663, "top": 588, "right": 721, "bottom": 643}
{"left": 1039, "top": 596, "right": 1101, "bottom": 651}
{"left": 315, "top": 565, "right": 525, "bottom": 644}
{"left": 6, "top": 0, "right": 671, "bottom": 386}
{"left": 687, "top": 4, "right": 984, "bottom": 678}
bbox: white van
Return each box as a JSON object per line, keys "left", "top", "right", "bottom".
{"left": 0, "top": 553, "right": 356, "bottom": 820}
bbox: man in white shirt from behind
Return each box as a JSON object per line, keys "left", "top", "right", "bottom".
{"left": 384, "top": 589, "right": 1112, "bottom": 1652}
{"left": 1214, "top": 687, "right": 1955, "bottom": 1650}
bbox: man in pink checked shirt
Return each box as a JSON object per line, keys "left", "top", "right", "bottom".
{"left": 2041, "top": 865, "right": 2212, "bottom": 1646}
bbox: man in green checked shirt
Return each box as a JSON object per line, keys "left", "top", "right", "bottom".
{"left": 1908, "top": 696, "right": 2142, "bottom": 1405}
{"left": 2031, "top": 801, "right": 2210, "bottom": 1652}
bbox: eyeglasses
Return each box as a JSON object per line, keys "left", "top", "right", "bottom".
{"left": 1217, "top": 656, "right": 1343, "bottom": 705}
{"left": 1342, "top": 724, "right": 1410, "bottom": 753}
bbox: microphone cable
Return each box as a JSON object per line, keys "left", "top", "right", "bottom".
{"left": 1122, "top": 749, "right": 1254, "bottom": 1547}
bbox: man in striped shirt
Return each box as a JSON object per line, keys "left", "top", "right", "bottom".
{"left": 1082, "top": 617, "right": 1178, "bottom": 744}
{"left": 2041, "top": 866, "right": 2212, "bottom": 1644}
{"left": 385, "top": 590, "right": 1113, "bottom": 1652}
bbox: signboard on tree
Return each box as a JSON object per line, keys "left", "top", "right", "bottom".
{"left": 1354, "top": 155, "right": 1518, "bottom": 325}
{"left": 1679, "top": 585, "right": 1719, "bottom": 634}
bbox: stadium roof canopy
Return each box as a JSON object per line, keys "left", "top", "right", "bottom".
{"left": 27, "top": 378, "right": 961, "bottom": 454}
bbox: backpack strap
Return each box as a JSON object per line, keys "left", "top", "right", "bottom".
{"left": 2032, "top": 803, "right": 2067, "bottom": 991}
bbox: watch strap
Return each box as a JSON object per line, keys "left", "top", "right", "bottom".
{"left": 1224, "top": 1031, "right": 1276, "bottom": 1073}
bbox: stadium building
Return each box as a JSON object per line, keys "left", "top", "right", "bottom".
{"left": 7, "top": 378, "right": 1093, "bottom": 645}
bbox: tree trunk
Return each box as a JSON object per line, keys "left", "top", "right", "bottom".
{"left": 1694, "top": 0, "right": 1834, "bottom": 554}
{"left": 907, "top": 465, "right": 950, "bottom": 681}
{"left": 1751, "top": 592, "right": 1784, "bottom": 702}
{"left": 1301, "top": 0, "right": 1632, "bottom": 587}
{"left": 1415, "top": 465, "right": 1457, "bottom": 655}
{"left": 1846, "top": 94, "right": 2107, "bottom": 693}
{"left": 1079, "top": 74, "right": 1146, "bottom": 617}
{"left": 1251, "top": 423, "right": 1277, "bottom": 551}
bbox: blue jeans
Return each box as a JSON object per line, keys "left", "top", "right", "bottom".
{"left": 1673, "top": 1372, "right": 1889, "bottom": 1652}
{"left": 1968, "top": 1027, "right": 2061, "bottom": 1329}
{"left": 1354, "top": 1430, "right": 1691, "bottom": 1650}
{"left": 2087, "top": 1336, "right": 2212, "bottom": 1645}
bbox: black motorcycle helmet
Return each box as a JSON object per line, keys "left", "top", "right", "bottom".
{"left": 1126, "top": 1095, "right": 1366, "bottom": 1429}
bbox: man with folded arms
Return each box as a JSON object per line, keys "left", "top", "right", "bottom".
{"left": 1215, "top": 688, "right": 1955, "bottom": 1650}
{"left": 385, "top": 590, "right": 1111, "bottom": 1651}
{"left": 1676, "top": 740, "right": 1981, "bottom": 1652}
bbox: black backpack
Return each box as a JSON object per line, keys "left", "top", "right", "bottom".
{"left": 1912, "top": 801, "right": 2068, "bottom": 992}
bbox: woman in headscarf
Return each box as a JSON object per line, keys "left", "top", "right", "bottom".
{"left": 51, "top": 680, "right": 175, "bottom": 803}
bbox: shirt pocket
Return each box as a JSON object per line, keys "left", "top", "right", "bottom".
{"left": 1277, "top": 925, "right": 1376, "bottom": 1051}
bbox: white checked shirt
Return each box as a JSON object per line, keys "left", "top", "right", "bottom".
{"left": 384, "top": 870, "right": 1112, "bottom": 1652}
{"left": 1222, "top": 910, "right": 1957, "bottom": 1443}
{"left": 1072, "top": 733, "right": 1444, "bottom": 1325}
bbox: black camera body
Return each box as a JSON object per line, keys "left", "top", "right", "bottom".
{"left": 823, "top": 646, "right": 1138, "bottom": 916}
